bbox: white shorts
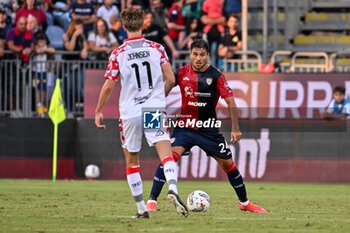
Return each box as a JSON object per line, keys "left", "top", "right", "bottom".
{"left": 119, "top": 116, "right": 170, "bottom": 153}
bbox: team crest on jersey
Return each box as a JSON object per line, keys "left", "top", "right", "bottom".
{"left": 184, "top": 86, "right": 194, "bottom": 98}
{"left": 206, "top": 77, "right": 213, "bottom": 85}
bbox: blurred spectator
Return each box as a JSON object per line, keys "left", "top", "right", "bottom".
{"left": 110, "top": 13, "right": 127, "bottom": 44}
{"left": 0, "top": 1, "right": 18, "bottom": 25}
{"left": 0, "top": 8, "right": 11, "bottom": 43}
{"left": 6, "top": 16, "right": 34, "bottom": 62}
{"left": 322, "top": 86, "right": 350, "bottom": 120}
{"left": 62, "top": 19, "right": 88, "bottom": 108}
{"left": 142, "top": 10, "right": 179, "bottom": 58}
{"left": 63, "top": 19, "right": 88, "bottom": 60}
{"left": 182, "top": 0, "right": 202, "bottom": 22}
{"left": 200, "top": 4, "right": 224, "bottom": 65}
{"left": 130, "top": 0, "right": 144, "bottom": 9}
{"left": 150, "top": 0, "right": 167, "bottom": 29}
{"left": 33, "top": 32, "right": 55, "bottom": 117}
{"left": 96, "top": 0, "right": 119, "bottom": 29}
{"left": 51, "top": 1, "right": 71, "bottom": 31}
{"left": 15, "top": 0, "right": 47, "bottom": 30}
{"left": 218, "top": 14, "right": 241, "bottom": 59}
{"left": 88, "top": 18, "right": 118, "bottom": 60}
{"left": 36, "top": 0, "right": 54, "bottom": 26}
{"left": 217, "top": 15, "right": 241, "bottom": 71}
{"left": 26, "top": 14, "right": 49, "bottom": 41}
{"left": 202, "top": 0, "right": 224, "bottom": 36}
{"left": 223, "top": 0, "right": 241, "bottom": 18}
{"left": 178, "top": 17, "right": 202, "bottom": 50}
{"left": 167, "top": 0, "right": 185, "bottom": 44}
{"left": 70, "top": 0, "right": 97, "bottom": 37}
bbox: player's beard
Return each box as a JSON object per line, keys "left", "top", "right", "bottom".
{"left": 192, "top": 61, "right": 207, "bottom": 72}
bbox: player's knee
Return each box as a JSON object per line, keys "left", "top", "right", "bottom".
{"left": 222, "top": 161, "right": 237, "bottom": 173}
{"left": 172, "top": 151, "right": 181, "bottom": 162}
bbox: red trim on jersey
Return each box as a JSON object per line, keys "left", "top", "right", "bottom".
{"left": 124, "top": 36, "right": 144, "bottom": 42}
{"left": 126, "top": 165, "right": 140, "bottom": 175}
{"left": 224, "top": 162, "right": 237, "bottom": 173}
{"left": 161, "top": 156, "right": 175, "bottom": 166}
{"left": 172, "top": 151, "right": 181, "bottom": 162}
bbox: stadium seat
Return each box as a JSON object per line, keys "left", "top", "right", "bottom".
{"left": 46, "top": 25, "right": 65, "bottom": 49}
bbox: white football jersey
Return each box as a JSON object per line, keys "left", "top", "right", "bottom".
{"left": 104, "top": 37, "right": 169, "bottom": 119}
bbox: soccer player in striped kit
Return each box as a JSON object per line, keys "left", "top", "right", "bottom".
{"left": 95, "top": 8, "right": 188, "bottom": 218}
{"left": 146, "top": 39, "right": 268, "bottom": 214}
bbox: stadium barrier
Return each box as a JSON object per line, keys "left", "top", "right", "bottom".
{"left": 222, "top": 50, "right": 262, "bottom": 72}
{"left": 290, "top": 52, "right": 330, "bottom": 73}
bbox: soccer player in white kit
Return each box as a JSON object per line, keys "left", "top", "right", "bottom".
{"left": 95, "top": 8, "right": 188, "bottom": 218}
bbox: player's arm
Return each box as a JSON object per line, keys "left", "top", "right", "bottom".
{"left": 95, "top": 79, "right": 116, "bottom": 129}
{"left": 322, "top": 112, "right": 348, "bottom": 119}
{"left": 162, "top": 62, "right": 176, "bottom": 96}
{"left": 224, "top": 97, "right": 242, "bottom": 143}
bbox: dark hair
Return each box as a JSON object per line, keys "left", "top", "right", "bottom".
{"left": 334, "top": 86, "right": 346, "bottom": 95}
{"left": 190, "top": 39, "right": 210, "bottom": 53}
{"left": 228, "top": 14, "right": 240, "bottom": 21}
{"left": 144, "top": 10, "right": 154, "bottom": 17}
{"left": 35, "top": 32, "right": 47, "bottom": 42}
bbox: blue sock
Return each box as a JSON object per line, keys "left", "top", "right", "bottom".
{"left": 149, "top": 163, "right": 166, "bottom": 201}
{"left": 227, "top": 169, "right": 248, "bottom": 202}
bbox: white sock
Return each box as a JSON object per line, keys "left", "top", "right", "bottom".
{"left": 162, "top": 157, "right": 178, "bottom": 194}
{"left": 240, "top": 200, "right": 250, "bottom": 206}
{"left": 126, "top": 166, "right": 147, "bottom": 214}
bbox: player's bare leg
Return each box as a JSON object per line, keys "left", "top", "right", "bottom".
{"left": 123, "top": 148, "right": 149, "bottom": 218}
{"left": 154, "top": 141, "right": 188, "bottom": 217}
{"left": 214, "top": 157, "right": 268, "bottom": 214}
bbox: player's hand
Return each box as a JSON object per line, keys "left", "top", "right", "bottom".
{"left": 231, "top": 131, "right": 242, "bottom": 143}
{"left": 95, "top": 112, "right": 106, "bottom": 129}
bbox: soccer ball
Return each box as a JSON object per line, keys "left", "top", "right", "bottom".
{"left": 85, "top": 164, "right": 100, "bottom": 179}
{"left": 186, "top": 190, "right": 211, "bottom": 212}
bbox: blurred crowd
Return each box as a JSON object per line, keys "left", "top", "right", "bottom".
{"left": 0, "top": 0, "right": 243, "bottom": 64}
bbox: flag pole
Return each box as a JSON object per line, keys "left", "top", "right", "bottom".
{"left": 49, "top": 78, "right": 66, "bottom": 182}
{"left": 52, "top": 123, "right": 58, "bottom": 182}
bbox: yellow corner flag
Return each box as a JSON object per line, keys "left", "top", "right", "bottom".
{"left": 49, "top": 79, "right": 66, "bottom": 125}
{"left": 49, "top": 79, "right": 66, "bottom": 182}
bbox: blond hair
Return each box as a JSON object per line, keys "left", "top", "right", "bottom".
{"left": 121, "top": 8, "right": 144, "bottom": 32}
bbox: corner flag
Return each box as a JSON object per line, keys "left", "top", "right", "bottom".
{"left": 49, "top": 79, "right": 66, "bottom": 125}
{"left": 49, "top": 79, "right": 66, "bottom": 181}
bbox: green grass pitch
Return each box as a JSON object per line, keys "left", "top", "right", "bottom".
{"left": 0, "top": 180, "right": 349, "bottom": 233}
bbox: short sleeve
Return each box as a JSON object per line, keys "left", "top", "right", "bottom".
{"left": 87, "top": 32, "right": 95, "bottom": 42}
{"left": 96, "top": 7, "right": 103, "bottom": 18}
{"left": 109, "top": 32, "right": 117, "bottom": 44}
{"left": 326, "top": 100, "right": 335, "bottom": 114}
{"left": 169, "top": 8, "right": 179, "bottom": 22}
{"left": 217, "top": 74, "right": 233, "bottom": 99}
{"left": 158, "top": 44, "right": 169, "bottom": 65}
{"left": 5, "top": 29, "right": 15, "bottom": 42}
{"left": 104, "top": 51, "right": 119, "bottom": 81}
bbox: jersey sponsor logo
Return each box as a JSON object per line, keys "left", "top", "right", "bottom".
{"left": 134, "top": 92, "right": 151, "bottom": 105}
{"left": 206, "top": 78, "right": 213, "bottom": 85}
{"left": 194, "top": 92, "right": 211, "bottom": 97}
{"left": 183, "top": 77, "right": 190, "bottom": 81}
{"left": 127, "top": 51, "right": 150, "bottom": 61}
{"left": 188, "top": 101, "right": 207, "bottom": 107}
{"left": 184, "top": 86, "right": 194, "bottom": 98}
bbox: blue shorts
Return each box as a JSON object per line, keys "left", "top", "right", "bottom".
{"left": 171, "top": 127, "right": 232, "bottom": 160}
